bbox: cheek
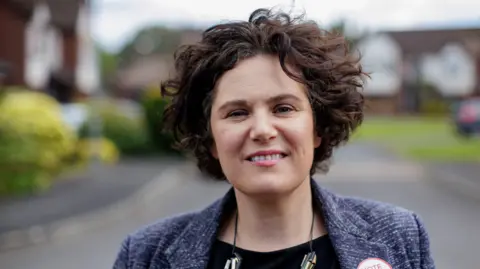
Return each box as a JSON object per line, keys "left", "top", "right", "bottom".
{"left": 282, "top": 116, "right": 317, "bottom": 150}
{"left": 212, "top": 125, "right": 246, "bottom": 159}
{"left": 283, "top": 129, "right": 316, "bottom": 155}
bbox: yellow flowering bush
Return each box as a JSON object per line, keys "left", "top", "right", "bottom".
{"left": 0, "top": 89, "right": 77, "bottom": 195}
{"left": 76, "top": 138, "right": 120, "bottom": 165}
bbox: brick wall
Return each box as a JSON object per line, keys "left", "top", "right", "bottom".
{"left": 364, "top": 96, "right": 399, "bottom": 115}
{"left": 0, "top": 1, "right": 27, "bottom": 85}
{"left": 62, "top": 30, "right": 77, "bottom": 73}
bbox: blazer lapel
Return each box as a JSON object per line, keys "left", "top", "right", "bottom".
{"left": 312, "top": 180, "right": 394, "bottom": 269}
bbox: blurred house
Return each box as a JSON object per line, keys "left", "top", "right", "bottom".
{"left": 357, "top": 28, "right": 480, "bottom": 114}
{"left": 115, "top": 54, "right": 174, "bottom": 100}
{"left": 0, "top": 0, "right": 99, "bottom": 102}
{"left": 114, "top": 29, "right": 203, "bottom": 99}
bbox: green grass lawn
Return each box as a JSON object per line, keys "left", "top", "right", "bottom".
{"left": 353, "top": 117, "right": 480, "bottom": 162}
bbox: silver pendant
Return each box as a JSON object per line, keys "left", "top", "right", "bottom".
{"left": 224, "top": 253, "right": 242, "bottom": 269}
{"left": 223, "top": 259, "right": 231, "bottom": 269}
{"left": 300, "top": 251, "right": 317, "bottom": 269}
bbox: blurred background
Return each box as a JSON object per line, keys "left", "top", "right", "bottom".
{"left": 0, "top": 0, "right": 479, "bottom": 268}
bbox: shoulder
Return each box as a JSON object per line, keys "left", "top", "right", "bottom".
{"left": 315, "top": 181, "right": 424, "bottom": 234}
{"left": 112, "top": 210, "right": 200, "bottom": 269}
{"left": 342, "top": 195, "right": 419, "bottom": 225}
{"left": 340, "top": 194, "right": 424, "bottom": 234}
{"left": 131, "top": 210, "right": 197, "bottom": 249}
{"left": 112, "top": 186, "right": 233, "bottom": 269}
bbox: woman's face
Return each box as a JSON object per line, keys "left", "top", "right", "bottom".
{"left": 210, "top": 54, "right": 321, "bottom": 197}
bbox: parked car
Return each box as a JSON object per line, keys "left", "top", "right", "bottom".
{"left": 452, "top": 97, "right": 480, "bottom": 138}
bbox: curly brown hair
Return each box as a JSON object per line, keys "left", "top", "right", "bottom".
{"left": 161, "top": 8, "right": 367, "bottom": 180}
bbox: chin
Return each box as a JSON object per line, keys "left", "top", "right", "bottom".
{"left": 232, "top": 172, "right": 305, "bottom": 198}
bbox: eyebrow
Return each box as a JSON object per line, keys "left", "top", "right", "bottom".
{"left": 217, "top": 93, "right": 303, "bottom": 112}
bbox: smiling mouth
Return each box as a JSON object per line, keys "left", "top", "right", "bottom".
{"left": 247, "top": 153, "right": 287, "bottom": 162}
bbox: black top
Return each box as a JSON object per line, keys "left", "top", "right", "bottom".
{"left": 206, "top": 235, "right": 340, "bottom": 269}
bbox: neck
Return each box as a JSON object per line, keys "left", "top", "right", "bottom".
{"left": 221, "top": 178, "right": 327, "bottom": 252}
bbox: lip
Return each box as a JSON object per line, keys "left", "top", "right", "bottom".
{"left": 245, "top": 150, "right": 287, "bottom": 160}
{"left": 245, "top": 150, "right": 288, "bottom": 167}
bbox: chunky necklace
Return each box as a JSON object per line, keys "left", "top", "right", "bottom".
{"left": 224, "top": 210, "right": 317, "bottom": 269}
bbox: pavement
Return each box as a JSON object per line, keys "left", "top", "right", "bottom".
{"left": 0, "top": 156, "right": 182, "bottom": 251}
{"left": 423, "top": 161, "right": 480, "bottom": 203}
{"left": 0, "top": 141, "right": 479, "bottom": 268}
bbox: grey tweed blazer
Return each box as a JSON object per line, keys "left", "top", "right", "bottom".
{"left": 113, "top": 179, "right": 436, "bottom": 269}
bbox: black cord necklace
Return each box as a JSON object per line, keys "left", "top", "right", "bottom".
{"left": 224, "top": 209, "right": 317, "bottom": 269}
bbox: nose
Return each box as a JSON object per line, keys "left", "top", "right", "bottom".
{"left": 249, "top": 111, "right": 277, "bottom": 143}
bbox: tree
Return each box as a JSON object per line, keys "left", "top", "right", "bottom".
{"left": 94, "top": 44, "right": 118, "bottom": 93}
{"left": 117, "top": 26, "right": 184, "bottom": 67}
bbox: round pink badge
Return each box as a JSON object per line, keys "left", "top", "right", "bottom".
{"left": 357, "top": 258, "right": 392, "bottom": 269}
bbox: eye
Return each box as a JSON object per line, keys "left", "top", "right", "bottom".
{"left": 274, "top": 105, "right": 295, "bottom": 114}
{"left": 227, "top": 110, "right": 248, "bottom": 118}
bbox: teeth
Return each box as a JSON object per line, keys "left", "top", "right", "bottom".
{"left": 250, "top": 154, "right": 283, "bottom": 162}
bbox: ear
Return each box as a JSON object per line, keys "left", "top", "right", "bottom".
{"left": 314, "top": 135, "right": 321, "bottom": 148}
{"left": 211, "top": 143, "right": 218, "bottom": 159}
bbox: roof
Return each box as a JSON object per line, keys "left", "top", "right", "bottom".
{"left": 116, "top": 54, "right": 174, "bottom": 91}
{"left": 384, "top": 27, "right": 480, "bottom": 57}
{"left": 7, "top": 0, "right": 83, "bottom": 30}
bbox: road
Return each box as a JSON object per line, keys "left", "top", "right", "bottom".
{"left": 0, "top": 142, "right": 479, "bottom": 268}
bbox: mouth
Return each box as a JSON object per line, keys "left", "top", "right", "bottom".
{"left": 247, "top": 153, "right": 287, "bottom": 162}
{"left": 245, "top": 151, "right": 288, "bottom": 166}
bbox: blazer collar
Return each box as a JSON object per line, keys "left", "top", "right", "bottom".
{"left": 164, "top": 179, "right": 393, "bottom": 269}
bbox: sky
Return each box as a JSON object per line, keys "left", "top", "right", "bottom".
{"left": 90, "top": 0, "right": 480, "bottom": 52}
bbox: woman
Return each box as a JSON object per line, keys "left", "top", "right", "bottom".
{"left": 113, "top": 8, "right": 436, "bottom": 269}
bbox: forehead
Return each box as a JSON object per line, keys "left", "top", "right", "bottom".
{"left": 213, "top": 55, "right": 306, "bottom": 104}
